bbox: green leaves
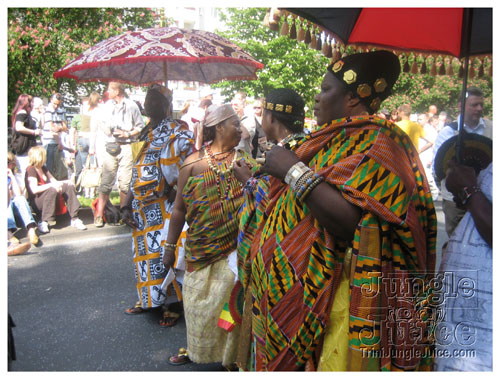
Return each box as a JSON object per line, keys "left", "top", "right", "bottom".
{"left": 8, "top": 8, "right": 158, "bottom": 111}
{"left": 213, "top": 8, "right": 329, "bottom": 117}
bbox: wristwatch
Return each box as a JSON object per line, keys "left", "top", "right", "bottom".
{"left": 457, "top": 185, "right": 482, "bottom": 206}
{"left": 284, "top": 161, "right": 309, "bottom": 186}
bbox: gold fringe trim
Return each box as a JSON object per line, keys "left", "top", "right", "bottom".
{"left": 268, "top": 8, "right": 493, "bottom": 78}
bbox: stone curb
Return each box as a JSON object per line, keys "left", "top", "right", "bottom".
{"left": 13, "top": 207, "right": 132, "bottom": 248}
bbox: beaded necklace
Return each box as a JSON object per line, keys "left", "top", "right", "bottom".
{"left": 204, "top": 144, "right": 238, "bottom": 200}
{"left": 277, "top": 132, "right": 306, "bottom": 150}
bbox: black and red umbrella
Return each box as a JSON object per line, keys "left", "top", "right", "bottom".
{"left": 275, "top": 7, "right": 492, "bottom": 167}
{"left": 282, "top": 8, "right": 491, "bottom": 58}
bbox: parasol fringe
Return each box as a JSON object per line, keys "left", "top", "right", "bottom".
{"left": 458, "top": 60, "right": 464, "bottom": 78}
{"left": 304, "top": 23, "right": 312, "bottom": 45}
{"left": 269, "top": 9, "right": 492, "bottom": 77}
{"left": 269, "top": 8, "right": 280, "bottom": 32}
{"left": 289, "top": 15, "right": 297, "bottom": 39}
{"left": 280, "top": 14, "right": 289, "bottom": 36}
{"left": 316, "top": 31, "right": 322, "bottom": 51}
{"left": 446, "top": 58, "right": 454, "bottom": 76}
{"left": 321, "top": 35, "right": 329, "bottom": 56}
{"left": 438, "top": 57, "right": 446, "bottom": 75}
{"left": 309, "top": 26, "right": 316, "bottom": 49}
{"left": 326, "top": 38, "right": 333, "bottom": 58}
{"left": 297, "top": 18, "right": 305, "bottom": 42}
{"left": 410, "top": 56, "right": 419, "bottom": 74}
{"left": 403, "top": 55, "right": 410, "bottom": 73}
{"left": 430, "top": 57, "right": 437, "bottom": 76}
{"left": 420, "top": 57, "right": 427, "bottom": 74}
{"left": 332, "top": 45, "right": 341, "bottom": 62}
{"left": 272, "top": 8, "right": 282, "bottom": 22}
{"left": 468, "top": 59, "right": 475, "bottom": 79}
{"left": 478, "top": 58, "right": 484, "bottom": 77}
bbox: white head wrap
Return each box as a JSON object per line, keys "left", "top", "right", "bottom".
{"left": 202, "top": 104, "right": 236, "bottom": 128}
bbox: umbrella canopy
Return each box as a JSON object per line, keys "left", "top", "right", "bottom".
{"left": 282, "top": 8, "right": 492, "bottom": 58}
{"left": 272, "top": 7, "right": 491, "bottom": 164}
{"left": 54, "top": 26, "right": 264, "bottom": 85}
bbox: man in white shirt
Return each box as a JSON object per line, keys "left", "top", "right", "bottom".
{"left": 94, "top": 82, "right": 145, "bottom": 227}
{"left": 433, "top": 87, "right": 492, "bottom": 236}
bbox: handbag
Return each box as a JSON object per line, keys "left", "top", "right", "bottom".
{"left": 77, "top": 155, "right": 101, "bottom": 189}
{"left": 106, "top": 141, "right": 121, "bottom": 157}
{"left": 10, "top": 113, "right": 36, "bottom": 155}
{"left": 10, "top": 130, "right": 31, "bottom": 155}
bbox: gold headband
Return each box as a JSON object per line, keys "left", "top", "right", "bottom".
{"left": 263, "top": 100, "right": 293, "bottom": 114}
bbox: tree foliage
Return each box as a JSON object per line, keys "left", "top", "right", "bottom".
{"left": 214, "top": 8, "right": 329, "bottom": 116}
{"left": 385, "top": 66, "right": 492, "bottom": 119}
{"left": 214, "top": 8, "right": 492, "bottom": 120}
{"left": 8, "top": 8, "right": 159, "bottom": 111}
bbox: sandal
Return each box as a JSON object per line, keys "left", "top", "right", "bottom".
{"left": 124, "top": 301, "right": 147, "bottom": 315}
{"left": 159, "top": 310, "right": 180, "bottom": 328}
{"left": 168, "top": 348, "right": 191, "bottom": 366}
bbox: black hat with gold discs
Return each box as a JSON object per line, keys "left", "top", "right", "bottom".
{"left": 327, "top": 50, "right": 400, "bottom": 113}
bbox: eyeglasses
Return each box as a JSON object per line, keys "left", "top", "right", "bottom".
{"left": 253, "top": 106, "right": 262, "bottom": 110}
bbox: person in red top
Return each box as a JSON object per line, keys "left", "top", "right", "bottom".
{"left": 25, "top": 145, "right": 86, "bottom": 233}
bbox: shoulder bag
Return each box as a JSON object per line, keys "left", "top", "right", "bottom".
{"left": 77, "top": 155, "right": 102, "bottom": 189}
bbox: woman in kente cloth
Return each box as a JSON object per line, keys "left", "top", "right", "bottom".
{"left": 230, "top": 88, "right": 307, "bottom": 370}
{"left": 163, "top": 104, "right": 247, "bottom": 368}
{"left": 247, "top": 51, "right": 437, "bottom": 371}
{"left": 121, "top": 84, "right": 193, "bottom": 327}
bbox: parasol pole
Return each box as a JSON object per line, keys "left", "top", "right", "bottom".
{"left": 455, "top": 8, "right": 473, "bottom": 163}
{"left": 163, "top": 60, "right": 169, "bottom": 90}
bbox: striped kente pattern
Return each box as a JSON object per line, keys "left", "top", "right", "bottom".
{"left": 237, "top": 174, "right": 270, "bottom": 290}
{"left": 252, "top": 115, "right": 437, "bottom": 371}
{"left": 182, "top": 151, "right": 249, "bottom": 272}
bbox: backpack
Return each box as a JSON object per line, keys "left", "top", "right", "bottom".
{"left": 91, "top": 199, "right": 122, "bottom": 225}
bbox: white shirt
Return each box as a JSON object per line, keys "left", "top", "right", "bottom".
{"left": 433, "top": 116, "right": 489, "bottom": 201}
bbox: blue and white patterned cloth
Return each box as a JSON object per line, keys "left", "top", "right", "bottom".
{"left": 434, "top": 163, "right": 492, "bottom": 371}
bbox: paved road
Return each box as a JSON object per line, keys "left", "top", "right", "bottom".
{"left": 8, "top": 201, "right": 447, "bottom": 371}
{"left": 8, "top": 233, "right": 222, "bottom": 371}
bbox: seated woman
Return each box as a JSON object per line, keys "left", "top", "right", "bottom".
{"left": 8, "top": 155, "right": 39, "bottom": 251}
{"left": 24, "top": 145, "right": 86, "bottom": 233}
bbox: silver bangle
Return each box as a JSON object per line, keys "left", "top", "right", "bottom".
{"left": 165, "top": 243, "right": 177, "bottom": 250}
